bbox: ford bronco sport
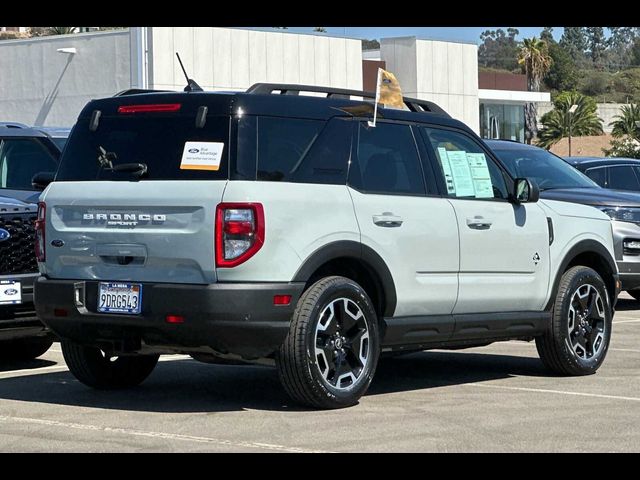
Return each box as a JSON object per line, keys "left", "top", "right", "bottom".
{"left": 35, "top": 84, "right": 619, "bottom": 408}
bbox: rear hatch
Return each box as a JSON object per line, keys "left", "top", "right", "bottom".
{"left": 41, "top": 93, "right": 233, "bottom": 284}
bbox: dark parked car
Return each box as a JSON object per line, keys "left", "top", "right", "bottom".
{"left": 0, "top": 123, "right": 68, "bottom": 359}
{"left": 486, "top": 140, "right": 640, "bottom": 301}
{"left": 565, "top": 157, "right": 640, "bottom": 192}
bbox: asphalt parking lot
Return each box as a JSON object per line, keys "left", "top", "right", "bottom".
{"left": 1, "top": 294, "right": 639, "bottom": 453}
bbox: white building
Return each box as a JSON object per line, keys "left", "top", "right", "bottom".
{"left": 0, "top": 27, "right": 549, "bottom": 139}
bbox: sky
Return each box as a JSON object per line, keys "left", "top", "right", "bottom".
{"left": 251, "top": 27, "right": 565, "bottom": 44}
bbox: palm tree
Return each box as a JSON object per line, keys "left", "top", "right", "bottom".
{"left": 518, "top": 37, "right": 553, "bottom": 144}
{"left": 537, "top": 91, "right": 604, "bottom": 152}
{"left": 610, "top": 104, "right": 640, "bottom": 140}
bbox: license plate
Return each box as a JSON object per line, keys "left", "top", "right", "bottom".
{"left": 98, "top": 282, "right": 142, "bottom": 315}
{"left": 0, "top": 280, "right": 21, "bottom": 305}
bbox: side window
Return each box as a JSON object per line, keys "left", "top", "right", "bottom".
{"left": 609, "top": 166, "right": 640, "bottom": 191}
{"left": 348, "top": 122, "right": 426, "bottom": 195}
{"left": 0, "top": 139, "right": 58, "bottom": 190}
{"left": 256, "top": 117, "right": 323, "bottom": 182}
{"left": 421, "top": 127, "right": 508, "bottom": 200}
{"left": 290, "top": 118, "right": 352, "bottom": 185}
{"left": 585, "top": 167, "right": 607, "bottom": 187}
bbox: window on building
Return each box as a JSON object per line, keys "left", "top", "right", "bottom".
{"left": 480, "top": 103, "right": 525, "bottom": 143}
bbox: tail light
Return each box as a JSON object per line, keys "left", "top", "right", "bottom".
{"left": 215, "top": 203, "right": 264, "bottom": 268}
{"left": 35, "top": 202, "right": 46, "bottom": 262}
{"left": 117, "top": 103, "right": 182, "bottom": 114}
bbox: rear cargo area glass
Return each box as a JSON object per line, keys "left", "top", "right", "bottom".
{"left": 56, "top": 115, "right": 230, "bottom": 181}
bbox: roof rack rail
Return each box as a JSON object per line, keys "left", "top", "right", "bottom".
{"left": 113, "top": 88, "right": 173, "bottom": 97}
{"left": 246, "top": 83, "right": 450, "bottom": 118}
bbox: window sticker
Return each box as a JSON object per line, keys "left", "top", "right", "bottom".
{"left": 446, "top": 150, "right": 475, "bottom": 197}
{"left": 467, "top": 153, "right": 493, "bottom": 199}
{"left": 437, "top": 147, "right": 456, "bottom": 195}
{"left": 180, "top": 142, "right": 224, "bottom": 171}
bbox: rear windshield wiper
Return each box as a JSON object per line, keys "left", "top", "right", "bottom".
{"left": 97, "top": 146, "right": 148, "bottom": 178}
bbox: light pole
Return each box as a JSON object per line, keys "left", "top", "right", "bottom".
{"left": 568, "top": 104, "right": 578, "bottom": 157}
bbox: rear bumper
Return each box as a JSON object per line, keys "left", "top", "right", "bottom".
{"left": 35, "top": 277, "right": 305, "bottom": 359}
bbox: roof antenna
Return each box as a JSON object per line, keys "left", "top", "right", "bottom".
{"left": 176, "top": 52, "right": 203, "bottom": 92}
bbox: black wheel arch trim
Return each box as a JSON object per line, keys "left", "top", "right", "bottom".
{"left": 546, "top": 239, "right": 618, "bottom": 311}
{"left": 292, "top": 240, "right": 398, "bottom": 317}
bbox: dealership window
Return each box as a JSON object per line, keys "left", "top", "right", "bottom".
{"left": 480, "top": 103, "right": 525, "bottom": 143}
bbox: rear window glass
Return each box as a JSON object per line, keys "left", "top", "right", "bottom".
{"left": 56, "top": 115, "right": 230, "bottom": 181}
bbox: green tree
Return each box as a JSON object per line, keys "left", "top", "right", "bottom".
{"left": 586, "top": 27, "right": 607, "bottom": 65}
{"left": 603, "top": 137, "right": 640, "bottom": 158}
{"left": 560, "top": 27, "right": 587, "bottom": 59}
{"left": 518, "top": 37, "right": 552, "bottom": 143}
{"left": 28, "top": 26, "right": 78, "bottom": 37}
{"left": 544, "top": 41, "right": 579, "bottom": 91}
{"left": 609, "top": 104, "right": 640, "bottom": 139}
{"left": 540, "top": 27, "right": 554, "bottom": 43}
{"left": 632, "top": 38, "right": 640, "bottom": 66}
{"left": 362, "top": 39, "right": 380, "bottom": 50}
{"left": 537, "top": 92, "right": 604, "bottom": 153}
{"left": 478, "top": 28, "right": 520, "bottom": 71}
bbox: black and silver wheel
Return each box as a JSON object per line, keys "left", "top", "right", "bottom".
{"left": 61, "top": 340, "right": 159, "bottom": 390}
{"left": 277, "top": 276, "right": 380, "bottom": 409}
{"left": 536, "top": 266, "right": 612, "bottom": 376}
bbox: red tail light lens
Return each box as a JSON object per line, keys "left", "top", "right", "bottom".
{"left": 215, "top": 203, "right": 265, "bottom": 268}
{"left": 117, "top": 103, "right": 182, "bottom": 114}
{"left": 35, "top": 202, "right": 46, "bottom": 262}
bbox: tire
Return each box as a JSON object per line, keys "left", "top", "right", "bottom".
{"left": 61, "top": 340, "right": 159, "bottom": 389}
{"left": 0, "top": 337, "right": 53, "bottom": 360}
{"left": 536, "top": 266, "right": 612, "bottom": 376}
{"left": 276, "top": 276, "right": 380, "bottom": 409}
{"left": 628, "top": 290, "right": 640, "bottom": 301}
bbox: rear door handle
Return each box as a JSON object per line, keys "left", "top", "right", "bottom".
{"left": 466, "top": 216, "right": 493, "bottom": 230}
{"left": 373, "top": 213, "right": 403, "bottom": 228}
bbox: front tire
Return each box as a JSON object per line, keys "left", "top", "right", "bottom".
{"left": 277, "top": 276, "right": 380, "bottom": 409}
{"left": 61, "top": 340, "right": 159, "bottom": 389}
{"left": 536, "top": 266, "right": 612, "bottom": 376}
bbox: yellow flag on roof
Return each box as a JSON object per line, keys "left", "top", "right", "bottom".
{"left": 377, "top": 68, "right": 404, "bottom": 108}
{"left": 369, "top": 68, "right": 403, "bottom": 127}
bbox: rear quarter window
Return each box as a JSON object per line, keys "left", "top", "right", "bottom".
{"left": 56, "top": 115, "right": 230, "bottom": 181}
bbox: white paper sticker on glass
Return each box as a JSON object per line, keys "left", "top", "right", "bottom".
{"left": 180, "top": 142, "right": 224, "bottom": 171}
{"left": 467, "top": 152, "right": 493, "bottom": 199}
{"left": 437, "top": 147, "right": 456, "bottom": 195}
{"left": 446, "top": 151, "right": 475, "bottom": 197}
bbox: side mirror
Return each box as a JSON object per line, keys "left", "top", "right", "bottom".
{"left": 513, "top": 178, "right": 540, "bottom": 204}
{"left": 31, "top": 171, "right": 55, "bottom": 190}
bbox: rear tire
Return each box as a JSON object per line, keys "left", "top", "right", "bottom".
{"left": 276, "top": 276, "right": 380, "bottom": 409}
{"left": 536, "top": 266, "right": 612, "bottom": 376}
{"left": 0, "top": 337, "right": 53, "bottom": 360}
{"left": 61, "top": 340, "right": 159, "bottom": 389}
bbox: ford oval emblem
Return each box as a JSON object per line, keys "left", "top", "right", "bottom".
{"left": 51, "top": 239, "right": 65, "bottom": 248}
{"left": 188, "top": 148, "right": 200, "bottom": 154}
{"left": 0, "top": 228, "right": 10, "bottom": 242}
{"left": 3, "top": 289, "right": 18, "bottom": 296}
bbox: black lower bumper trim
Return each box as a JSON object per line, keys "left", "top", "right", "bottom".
{"left": 35, "top": 278, "right": 305, "bottom": 359}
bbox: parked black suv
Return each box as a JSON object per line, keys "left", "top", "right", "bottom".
{"left": 0, "top": 123, "right": 67, "bottom": 359}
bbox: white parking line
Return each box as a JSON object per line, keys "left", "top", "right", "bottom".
{"left": 469, "top": 383, "right": 640, "bottom": 402}
{"left": 0, "top": 415, "right": 330, "bottom": 453}
{"left": 0, "top": 365, "right": 68, "bottom": 379}
{"left": 613, "top": 319, "right": 640, "bottom": 324}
